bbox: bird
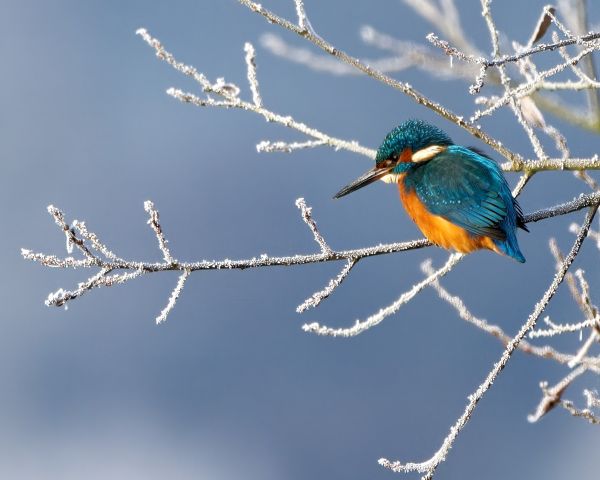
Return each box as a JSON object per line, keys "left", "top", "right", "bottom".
{"left": 334, "top": 119, "right": 528, "bottom": 262}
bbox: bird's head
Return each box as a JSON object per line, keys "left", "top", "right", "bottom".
{"left": 334, "top": 120, "right": 453, "bottom": 198}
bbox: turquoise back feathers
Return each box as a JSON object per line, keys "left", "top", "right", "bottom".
{"left": 403, "top": 144, "right": 528, "bottom": 262}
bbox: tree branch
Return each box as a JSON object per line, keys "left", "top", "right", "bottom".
{"left": 379, "top": 203, "right": 598, "bottom": 478}
{"left": 237, "top": 0, "right": 524, "bottom": 166}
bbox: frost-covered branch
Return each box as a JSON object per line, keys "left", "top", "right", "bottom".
{"left": 244, "top": 42, "right": 262, "bottom": 107}
{"left": 295, "top": 198, "right": 332, "bottom": 254}
{"left": 255, "top": 0, "right": 600, "bottom": 133}
{"left": 156, "top": 269, "right": 190, "bottom": 325}
{"left": 260, "top": 31, "right": 473, "bottom": 78}
{"left": 138, "top": 27, "right": 600, "bottom": 176}
{"left": 433, "top": 23, "right": 600, "bottom": 76}
{"left": 136, "top": 28, "right": 374, "bottom": 159}
{"left": 549, "top": 240, "right": 596, "bottom": 317}
{"left": 379, "top": 203, "right": 598, "bottom": 478}
{"left": 422, "top": 260, "right": 600, "bottom": 371}
{"left": 528, "top": 367, "right": 600, "bottom": 426}
{"left": 296, "top": 258, "right": 357, "bottom": 313}
{"left": 23, "top": 199, "right": 434, "bottom": 319}
{"left": 237, "top": 0, "right": 524, "bottom": 165}
{"left": 570, "top": 220, "right": 600, "bottom": 249}
{"left": 432, "top": 2, "right": 600, "bottom": 133}
{"left": 584, "top": 389, "right": 600, "bottom": 408}
{"left": 559, "top": 398, "right": 600, "bottom": 425}
{"left": 302, "top": 253, "right": 463, "bottom": 338}
{"left": 527, "top": 365, "right": 587, "bottom": 423}
{"left": 22, "top": 189, "right": 600, "bottom": 321}
{"left": 528, "top": 315, "right": 599, "bottom": 338}
{"left": 144, "top": 200, "right": 175, "bottom": 264}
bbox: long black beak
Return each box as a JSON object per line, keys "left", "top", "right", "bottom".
{"left": 333, "top": 166, "right": 393, "bottom": 199}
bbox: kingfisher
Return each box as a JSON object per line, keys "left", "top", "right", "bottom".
{"left": 334, "top": 120, "right": 528, "bottom": 262}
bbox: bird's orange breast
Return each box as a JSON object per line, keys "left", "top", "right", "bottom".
{"left": 397, "top": 177, "right": 499, "bottom": 254}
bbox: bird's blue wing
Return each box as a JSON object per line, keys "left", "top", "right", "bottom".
{"left": 406, "top": 146, "right": 514, "bottom": 240}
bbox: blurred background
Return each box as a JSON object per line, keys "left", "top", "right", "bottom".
{"left": 1, "top": 0, "right": 599, "bottom": 478}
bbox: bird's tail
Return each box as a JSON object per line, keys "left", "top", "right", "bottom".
{"left": 494, "top": 232, "right": 526, "bottom": 263}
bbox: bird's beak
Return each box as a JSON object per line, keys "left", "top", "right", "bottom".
{"left": 333, "top": 165, "right": 393, "bottom": 199}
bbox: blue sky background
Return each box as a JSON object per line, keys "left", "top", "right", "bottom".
{"left": 1, "top": 1, "right": 599, "bottom": 478}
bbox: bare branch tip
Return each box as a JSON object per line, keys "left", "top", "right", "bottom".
{"left": 144, "top": 200, "right": 175, "bottom": 264}
{"left": 156, "top": 269, "right": 191, "bottom": 324}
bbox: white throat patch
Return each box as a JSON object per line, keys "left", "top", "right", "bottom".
{"left": 380, "top": 173, "right": 400, "bottom": 184}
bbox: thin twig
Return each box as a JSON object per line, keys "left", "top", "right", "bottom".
{"left": 296, "top": 198, "right": 332, "bottom": 254}
{"left": 137, "top": 27, "right": 374, "bottom": 159}
{"left": 140, "top": 27, "right": 600, "bottom": 174}
{"left": 244, "top": 42, "right": 262, "bottom": 107}
{"left": 144, "top": 200, "right": 174, "bottom": 264}
{"left": 528, "top": 315, "right": 599, "bottom": 338}
{"left": 559, "top": 399, "right": 600, "bottom": 425}
{"left": 528, "top": 365, "right": 587, "bottom": 423}
{"left": 422, "top": 260, "right": 600, "bottom": 370}
{"left": 302, "top": 253, "right": 463, "bottom": 338}
{"left": 156, "top": 269, "right": 191, "bottom": 324}
{"left": 48, "top": 205, "right": 96, "bottom": 260}
{"left": 297, "top": 258, "right": 358, "bottom": 313}
{"left": 568, "top": 330, "right": 599, "bottom": 368}
{"left": 584, "top": 389, "right": 600, "bottom": 408}
{"left": 237, "top": 0, "right": 524, "bottom": 166}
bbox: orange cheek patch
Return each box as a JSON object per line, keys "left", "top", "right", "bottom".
{"left": 399, "top": 148, "right": 413, "bottom": 163}
{"left": 398, "top": 180, "right": 499, "bottom": 254}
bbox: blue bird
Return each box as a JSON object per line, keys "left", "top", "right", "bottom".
{"left": 334, "top": 120, "right": 528, "bottom": 262}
